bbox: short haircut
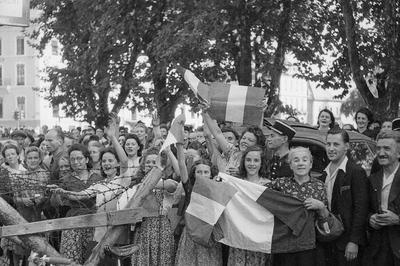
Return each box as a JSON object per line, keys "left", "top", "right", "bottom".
{"left": 376, "top": 130, "right": 400, "bottom": 143}
{"left": 288, "top": 147, "right": 313, "bottom": 163}
{"left": 327, "top": 128, "right": 350, "bottom": 143}
{"left": 49, "top": 128, "right": 65, "bottom": 143}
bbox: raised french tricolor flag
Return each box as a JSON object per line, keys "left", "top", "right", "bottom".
{"left": 185, "top": 173, "right": 316, "bottom": 253}
{"left": 176, "top": 66, "right": 265, "bottom": 125}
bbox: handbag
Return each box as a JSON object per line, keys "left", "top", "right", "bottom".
{"left": 315, "top": 213, "right": 344, "bottom": 242}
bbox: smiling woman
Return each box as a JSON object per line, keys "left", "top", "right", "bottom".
{"left": 264, "top": 146, "right": 329, "bottom": 266}
{"left": 317, "top": 109, "right": 335, "bottom": 132}
{"left": 228, "top": 145, "right": 271, "bottom": 265}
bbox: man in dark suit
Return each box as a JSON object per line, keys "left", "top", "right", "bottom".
{"left": 365, "top": 130, "right": 400, "bottom": 266}
{"left": 319, "top": 128, "right": 369, "bottom": 266}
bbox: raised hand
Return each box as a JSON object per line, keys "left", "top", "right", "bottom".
{"left": 105, "top": 113, "right": 119, "bottom": 138}
{"left": 152, "top": 110, "right": 160, "bottom": 127}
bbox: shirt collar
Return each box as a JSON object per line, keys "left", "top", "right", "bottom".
{"left": 324, "top": 156, "right": 348, "bottom": 175}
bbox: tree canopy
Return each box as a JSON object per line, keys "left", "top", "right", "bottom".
{"left": 30, "top": 0, "right": 400, "bottom": 126}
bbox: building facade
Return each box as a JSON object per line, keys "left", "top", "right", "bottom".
{"left": 0, "top": 25, "right": 41, "bottom": 128}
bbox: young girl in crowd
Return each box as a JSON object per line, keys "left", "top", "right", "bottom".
{"left": 123, "top": 133, "right": 142, "bottom": 176}
{"left": 228, "top": 145, "right": 271, "bottom": 266}
{"left": 174, "top": 114, "right": 223, "bottom": 266}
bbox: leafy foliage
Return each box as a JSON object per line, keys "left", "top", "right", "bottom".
{"left": 30, "top": 0, "right": 400, "bottom": 126}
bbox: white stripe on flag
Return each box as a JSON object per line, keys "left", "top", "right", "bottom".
{"left": 218, "top": 172, "right": 267, "bottom": 201}
{"left": 186, "top": 192, "right": 226, "bottom": 226}
{"left": 184, "top": 69, "right": 201, "bottom": 94}
{"left": 219, "top": 191, "right": 274, "bottom": 253}
{"left": 225, "top": 84, "right": 248, "bottom": 123}
{"left": 159, "top": 132, "right": 177, "bottom": 153}
{"left": 217, "top": 173, "right": 275, "bottom": 252}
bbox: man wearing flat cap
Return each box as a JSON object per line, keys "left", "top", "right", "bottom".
{"left": 265, "top": 120, "right": 296, "bottom": 180}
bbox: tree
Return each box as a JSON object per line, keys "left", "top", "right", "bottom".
{"left": 339, "top": 0, "right": 400, "bottom": 120}
{"left": 30, "top": 0, "right": 192, "bottom": 126}
{"left": 293, "top": 0, "right": 400, "bottom": 121}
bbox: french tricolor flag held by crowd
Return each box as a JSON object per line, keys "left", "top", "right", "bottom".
{"left": 176, "top": 66, "right": 265, "bottom": 125}
{"left": 185, "top": 173, "right": 316, "bottom": 253}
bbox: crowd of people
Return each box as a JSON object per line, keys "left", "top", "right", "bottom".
{"left": 0, "top": 105, "right": 398, "bottom": 266}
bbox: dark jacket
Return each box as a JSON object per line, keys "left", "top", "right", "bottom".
{"left": 319, "top": 160, "right": 369, "bottom": 250}
{"left": 366, "top": 167, "right": 400, "bottom": 259}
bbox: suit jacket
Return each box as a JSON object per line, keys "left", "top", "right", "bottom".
{"left": 367, "top": 167, "right": 400, "bottom": 258}
{"left": 319, "top": 160, "right": 369, "bottom": 250}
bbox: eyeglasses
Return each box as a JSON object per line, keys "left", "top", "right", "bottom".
{"left": 70, "top": 157, "right": 86, "bottom": 163}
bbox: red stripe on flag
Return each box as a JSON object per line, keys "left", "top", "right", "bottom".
{"left": 243, "top": 86, "right": 265, "bottom": 125}
{"left": 208, "top": 82, "right": 230, "bottom": 122}
{"left": 255, "top": 188, "right": 316, "bottom": 253}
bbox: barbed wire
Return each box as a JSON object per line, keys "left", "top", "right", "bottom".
{"left": 0, "top": 165, "right": 169, "bottom": 211}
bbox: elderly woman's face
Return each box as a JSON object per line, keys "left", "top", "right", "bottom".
{"left": 289, "top": 150, "right": 312, "bottom": 178}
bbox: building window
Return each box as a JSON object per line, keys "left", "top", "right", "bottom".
{"left": 51, "top": 40, "right": 58, "bottom": 55}
{"left": 16, "top": 37, "right": 24, "bottom": 55}
{"left": 0, "top": 97, "right": 3, "bottom": 118}
{"left": 16, "top": 64, "right": 25, "bottom": 85}
{"left": 0, "top": 65, "right": 2, "bottom": 86}
{"left": 17, "top": 96, "right": 25, "bottom": 112}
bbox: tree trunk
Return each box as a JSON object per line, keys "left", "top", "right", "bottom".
{"left": 265, "top": 0, "right": 292, "bottom": 116}
{"left": 151, "top": 60, "right": 182, "bottom": 124}
{"left": 84, "top": 167, "right": 163, "bottom": 266}
{"left": 236, "top": 1, "right": 252, "bottom": 86}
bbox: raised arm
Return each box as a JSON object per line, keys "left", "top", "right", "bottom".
{"left": 203, "top": 121, "right": 216, "bottom": 158}
{"left": 173, "top": 114, "right": 189, "bottom": 184}
{"left": 165, "top": 146, "right": 180, "bottom": 177}
{"left": 106, "top": 113, "right": 129, "bottom": 175}
{"left": 202, "top": 111, "right": 230, "bottom": 153}
{"left": 48, "top": 185, "right": 97, "bottom": 201}
{"left": 151, "top": 111, "right": 162, "bottom": 140}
